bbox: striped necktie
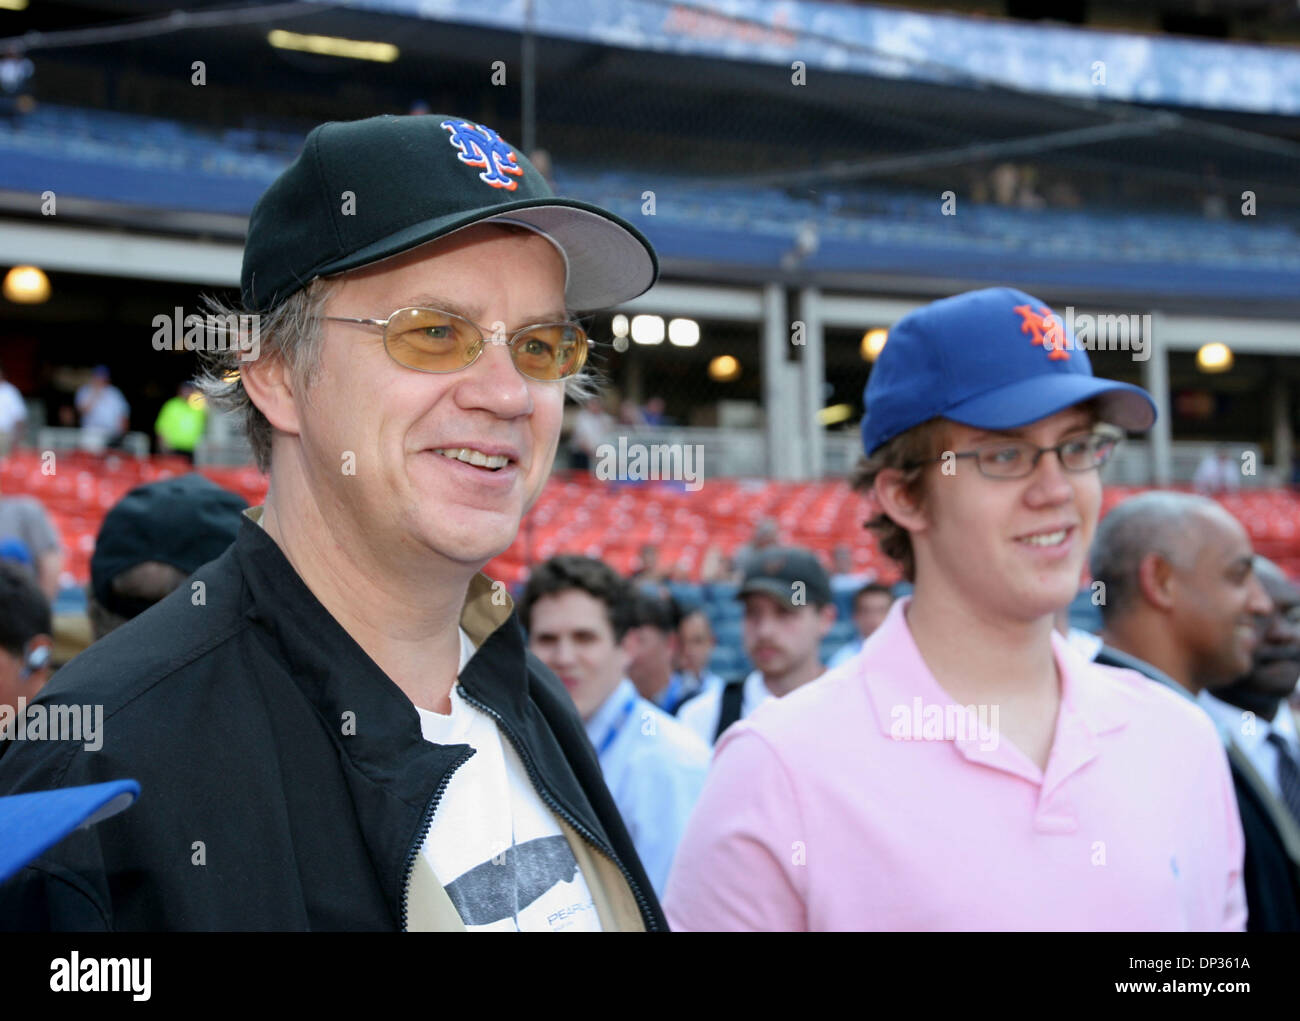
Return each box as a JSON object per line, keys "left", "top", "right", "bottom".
{"left": 1266, "top": 731, "right": 1300, "bottom": 826}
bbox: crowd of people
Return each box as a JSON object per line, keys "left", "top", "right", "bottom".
{"left": 1, "top": 112, "right": 1298, "bottom": 932}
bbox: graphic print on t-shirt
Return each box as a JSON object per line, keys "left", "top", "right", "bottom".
{"left": 415, "top": 663, "right": 602, "bottom": 932}
{"left": 444, "top": 834, "right": 581, "bottom": 927}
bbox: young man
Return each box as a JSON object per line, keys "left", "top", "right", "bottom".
{"left": 0, "top": 114, "right": 663, "bottom": 931}
{"left": 623, "top": 587, "right": 682, "bottom": 710}
{"left": 676, "top": 547, "right": 836, "bottom": 746}
{"left": 522, "top": 555, "right": 710, "bottom": 896}
{"left": 664, "top": 286, "right": 1245, "bottom": 931}
{"left": 667, "top": 608, "right": 724, "bottom": 710}
{"left": 826, "top": 581, "right": 895, "bottom": 668}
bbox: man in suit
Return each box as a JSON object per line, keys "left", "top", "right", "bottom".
{"left": 1090, "top": 493, "right": 1298, "bottom": 930}
{"left": 1200, "top": 557, "right": 1300, "bottom": 931}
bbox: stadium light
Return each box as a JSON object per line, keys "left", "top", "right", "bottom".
{"left": 708, "top": 355, "right": 740, "bottom": 382}
{"left": 861, "top": 328, "right": 887, "bottom": 362}
{"left": 0, "top": 0, "right": 29, "bottom": 10}
{"left": 3, "top": 265, "right": 50, "bottom": 304}
{"left": 668, "top": 318, "right": 700, "bottom": 347}
{"left": 268, "top": 30, "right": 399, "bottom": 63}
{"left": 1196, "top": 342, "right": 1234, "bottom": 373}
{"left": 611, "top": 314, "right": 629, "bottom": 338}
{"left": 630, "top": 314, "right": 664, "bottom": 345}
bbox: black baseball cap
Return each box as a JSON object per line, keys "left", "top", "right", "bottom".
{"left": 738, "top": 547, "right": 832, "bottom": 608}
{"left": 241, "top": 114, "right": 658, "bottom": 313}
{"left": 91, "top": 474, "right": 248, "bottom": 616}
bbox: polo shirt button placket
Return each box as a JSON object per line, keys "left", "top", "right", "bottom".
{"left": 1033, "top": 801, "right": 1079, "bottom": 834}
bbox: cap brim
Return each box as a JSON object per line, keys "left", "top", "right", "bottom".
{"left": 315, "top": 199, "right": 657, "bottom": 313}
{"left": 943, "top": 375, "right": 1157, "bottom": 434}
{"left": 0, "top": 779, "right": 140, "bottom": 885}
{"left": 737, "top": 580, "right": 800, "bottom": 607}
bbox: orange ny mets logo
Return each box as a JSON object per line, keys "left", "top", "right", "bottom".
{"left": 441, "top": 119, "right": 524, "bottom": 190}
{"left": 1013, "top": 304, "right": 1070, "bottom": 361}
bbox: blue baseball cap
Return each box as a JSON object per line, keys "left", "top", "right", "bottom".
{"left": 0, "top": 780, "right": 139, "bottom": 884}
{"left": 861, "top": 287, "right": 1157, "bottom": 456}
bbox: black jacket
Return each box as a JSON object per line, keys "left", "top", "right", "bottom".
{"left": 1094, "top": 644, "right": 1300, "bottom": 932}
{"left": 0, "top": 517, "right": 665, "bottom": 931}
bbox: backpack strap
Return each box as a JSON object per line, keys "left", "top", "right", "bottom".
{"left": 714, "top": 677, "right": 747, "bottom": 743}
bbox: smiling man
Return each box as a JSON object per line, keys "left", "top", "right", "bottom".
{"left": 1090, "top": 491, "right": 1271, "bottom": 698}
{"left": 0, "top": 114, "right": 664, "bottom": 931}
{"left": 664, "top": 286, "right": 1246, "bottom": 931}
{"left": 521, "top": 555, "right": 710, "bottom": 897}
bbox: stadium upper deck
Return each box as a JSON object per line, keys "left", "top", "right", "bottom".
{"left": 1, "top": 0, "right": 1298, "bottom": 485}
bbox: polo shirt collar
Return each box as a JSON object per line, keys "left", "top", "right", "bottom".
{"left": 860, "top": 596, "right": 1128, "bottom": 786}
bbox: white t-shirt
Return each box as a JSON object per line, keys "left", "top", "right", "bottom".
{"left": 76, "top": 383, "right": 129, "bottom": 433}
{"left": 414, "top": 628, "right": 603, "bottom": 931}
{"left": 0, "top": 381, "right": 25, "bottom": 432}
{"left": 677, "top": 669, "right": 774, "bottom": 746}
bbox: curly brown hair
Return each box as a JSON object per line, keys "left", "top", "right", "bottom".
{"left": 849, "top": 419, "right": 952, "bottom": 583}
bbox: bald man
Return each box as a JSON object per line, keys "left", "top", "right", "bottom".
{"left": 1090, "top": 494, "right": 1292, "bottom": 930}
{"left": 1199, "top": 558, "right": 1300, "bottom": 931}
{"left": 1089, "top": 491, "right": 1271, "bottom": 696}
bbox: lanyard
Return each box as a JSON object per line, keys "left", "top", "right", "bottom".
{"left": 596, "top": 691, "right": 639, "bottom": 758}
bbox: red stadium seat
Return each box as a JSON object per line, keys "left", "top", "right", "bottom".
{"left": 9, "top": 456, "right": 1300, "bottom": 590}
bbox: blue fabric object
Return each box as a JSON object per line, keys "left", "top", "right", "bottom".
{"left": 0, "top": 536, "right": 33, "bottom": 567}
{"left": 0, "top": 779, "right": 140, "bottom": 884}
{"left": 861, "top": 287, "right": 1157, "bottom": 455}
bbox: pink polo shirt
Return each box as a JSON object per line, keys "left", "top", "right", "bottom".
{"left": 663, "top": 597, "right": 1246, "bottom": 931}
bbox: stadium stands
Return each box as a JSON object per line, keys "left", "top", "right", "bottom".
{"left": 3, "top": 104, "right": 1294, "bottom": 300}
{"left": 7, "top": 452, "right": 1300, "bottom": 677}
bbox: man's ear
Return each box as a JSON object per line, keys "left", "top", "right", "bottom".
{"left": 239, "top": 350, "right": 303, "bottom": 441}
{"left": 873, "top": 468, "right": 928, "bottom": 535}
{"left": 1135, "top": 552, "right": 1177, "bottom": 612}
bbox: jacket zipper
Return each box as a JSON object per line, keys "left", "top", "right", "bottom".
{"left": 457, "top": 685, "right": 660, "bottom": 932}
{"left": 400, "top": 746, "right": 474, "bottom": 932}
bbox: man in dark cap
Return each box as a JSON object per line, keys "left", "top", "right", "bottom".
{"left": 676, "top": 547, "right": 836, "bottom": 746}
{"left": 87, "top": 473, "right": 247, "bottom": 640}
{"left": 0, "top": 114, "right": 662, "bottom": 931}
